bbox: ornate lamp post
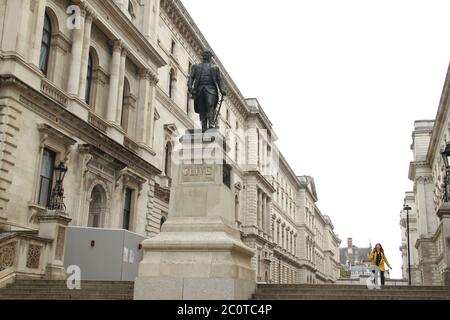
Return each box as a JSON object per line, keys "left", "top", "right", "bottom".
{"left": 403, "top": 203, "right": 412, "bottom": 285}
{"left": 441, "top": 144, "right": 450, "bottom": 202}
{"left": 47, "top": 161, "right": 68, "bottom": 213}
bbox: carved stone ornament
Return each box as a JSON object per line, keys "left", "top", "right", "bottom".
{"left": 0, "top": 242, "right": 16, "bottom": 271}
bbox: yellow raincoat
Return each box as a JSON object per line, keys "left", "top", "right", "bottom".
{"left": 369, "top": 250, "right": 391, "bottom": 272}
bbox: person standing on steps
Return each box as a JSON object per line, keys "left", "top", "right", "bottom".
{"left": 369, "top": 243, "right": 392, "bottom": 286}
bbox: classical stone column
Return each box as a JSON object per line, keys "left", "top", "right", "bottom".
{"left": 135, "top": 69, "right": 150, "bottom": 143}
{"left": 116, "top": 48, "right": 128, "bottom": 124}
{"left": 106, "top": 40, "right": 123, "bottom": 123}
{"left": 67, "top": 9, "right": 86, "bottom": 95}
{"left": 31, "top": 0, "right": 47, "bottom": 66}
{"left": 146, "top": 75, "right": 158, "bottom": 147}
{"left": 267, "top": 198, "right": 272, "bottom": 238}
{"left": 261, "top": 193, "right": 266, "bottom": 234}
{"left": 15, "top": 0, "right": 31, "bottom": 59}
{"left": 257, "top": 189, "right": 263, "bottom": 230}
{"left": 78, "top": 12, "right": 95, "bottom": 101}
{"left": 135, "top": 131, "right": 255, "bottom": 300}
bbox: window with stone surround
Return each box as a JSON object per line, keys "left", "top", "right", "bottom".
{"left": 170, "top": 39, "right": 176, "bottom": 55}
{"left": 160, "top": 216, "right": 167, "bottom": 231}
{"left": 168, "top": 68, "right": 176, "bottom": 99}
{"left": 39, "top": 13, "right": 52, "bottom": 75}
{"left": 34, "top": 124, "right": 76, "bottom": 210}
{"left": 85, "top": 48, "right": 100, "bottom": 109}
{"left": 120, "top": 78, "right": 131, "bottom": 131}
{"left": 37, "top": 148, "right": 56, "bottom": 207}
{"left": 88, "top": 185, "right": 106, "bottom": 228}
{"left": 85, "top": 52, "right": 94, "bottom": 105}
{"left": 164, "top": 142, "right": 172, "bottom": 178}
{"left": 122, "top": 188, "right": 134, "bottom": 230}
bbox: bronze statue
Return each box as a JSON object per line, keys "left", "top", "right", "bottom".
{"left": 188, "top": 49, "right": 226, "bottom": 132}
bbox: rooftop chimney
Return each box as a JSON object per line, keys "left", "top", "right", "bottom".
{"left": 347, "top": 237, "right": 353, "bottom": 248}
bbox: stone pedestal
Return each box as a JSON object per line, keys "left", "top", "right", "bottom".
{"left": 134, "top": 130, "right": 255, "bottom": 300}
{"left": 37, "top": 210, "right": 72, "bottom": 280}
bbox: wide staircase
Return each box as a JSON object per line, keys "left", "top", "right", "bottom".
{"left": 3, "top": 281, "right": 450, "bottom": 300}
{"left": 0, "top": 279, "right": 134, "bottom": 300}
{"left": 252, "top": 284, "right": 450, "bottom": 300}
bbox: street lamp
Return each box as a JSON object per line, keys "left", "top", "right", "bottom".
{"left": 441, "top": 144, "right": 450, "bottom": 202}
{"left": 403, "top": 203, "right": 412, "bottom": 286}
{"left": 48, "top": 161, "right": 68, "bottom": 213}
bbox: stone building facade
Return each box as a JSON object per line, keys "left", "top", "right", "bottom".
{"left": 0, "top": 0, "right": 340, "bottom": 285}
{"left": 404, "top": 65, "right": 450, "bottom": 285}
{"left": 399, "top": 191, "right": 420, "bottom": 284}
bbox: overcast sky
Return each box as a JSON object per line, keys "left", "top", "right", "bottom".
{"left": 181, "top": 0, "right": 450, "bottom": 278}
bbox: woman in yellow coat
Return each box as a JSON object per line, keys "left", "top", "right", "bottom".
{"left": 369, "top": 243, "right": 392, "bottom": 285}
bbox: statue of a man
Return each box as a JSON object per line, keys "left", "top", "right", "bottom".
{"left": 188, "top": 49, "right": 226, "bottom": 132}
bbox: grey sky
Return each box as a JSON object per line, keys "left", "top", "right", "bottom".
{"left": 181, "top": 0, "right": 450, "bottom": 278}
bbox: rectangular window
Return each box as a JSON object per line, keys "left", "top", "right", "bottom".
{"left": 123, "top": 188, "right": 133, "bottom": 230}
{"left": 223, "top": 163, "right": 231, "bottom": 188}
{"left": 170, "top": 39, "right": 176, "bottom": 55}
{"left": 38, "top": 148, "right": 56, "bottom": 207}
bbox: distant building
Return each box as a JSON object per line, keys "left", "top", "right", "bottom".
{"left": 340, "top": 238, "right": 373, "bottom": 279}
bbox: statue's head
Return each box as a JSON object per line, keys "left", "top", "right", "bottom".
{"left": 202, "top": 49, "right": 213, "bottom": 61}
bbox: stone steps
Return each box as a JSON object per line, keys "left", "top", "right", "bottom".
{"left": 0, "top": 280, "right": 134, "bottom": 300}
{"left": 256, "top": 289, "right": 450, "bottom": 296}
{"left": 257, "top": 284, "right": 450, "bottom": 292}
{"left": 252, "top": 284, "right": 450, "bottom": 300}
{"left": 253, "top": 294, "right": 450, "bottom": 300}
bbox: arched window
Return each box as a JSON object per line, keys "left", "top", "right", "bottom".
{"left": 85, "top": 52, "right": 93, "bottom": 105}
{"left": 39, "top": 13, "right": 52, "bottom": 75}
{"left": 160, "top": 216, "right": 166, "bottom": 231}
{"left": 128, "top": 1, "right": 136, "bottom": 21}
{"left": 168, "top": 69, "right": 176, "bottom": 99}
{"left": 164, "top": 142, "right": 172, "bottom": 177}
{"left": 88, "top": 185, "right": 106, "bottom": 228}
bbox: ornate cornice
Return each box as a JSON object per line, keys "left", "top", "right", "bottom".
{"left": 415, "top": 175, "right": 433, "bottom": 184}
{"left": 244, "top": 170, "right": 276, "bottom": 195}
{"left": 88, "top": 0, "right": 166, "bottom": 71}
{"left": 154, "top": 184, "right": 170, "bottom": 203}
{"left": 138, "top": 68, "right": 158, "bottom": 85}
{"left": 426, "top": 63, "right": 450, "bottom": 164}
{"left": 0, "top": 75, "right": 27, "bottom": 90}
{"left": 37, "top": 123, "right": 77, "bottom": 147}
{"left": 7, "top": 75, "right": 161, "bottom": 178}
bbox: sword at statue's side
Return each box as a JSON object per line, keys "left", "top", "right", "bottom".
{"left": 214, "top": 92, "right": 225, "bottom": 128}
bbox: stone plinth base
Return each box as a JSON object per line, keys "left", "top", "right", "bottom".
{"left": 134, "top": 132, "right": 256, "bottom": 300}
{"left": 134, "top": 217, "right": 255, "bottom": 300}
{"left": 135, "top": 277, "right": 255, "bottom": 300}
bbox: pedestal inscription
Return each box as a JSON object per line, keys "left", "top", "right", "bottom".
{"left": 182, "top": 164, "right": 214, "bottom": 183}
